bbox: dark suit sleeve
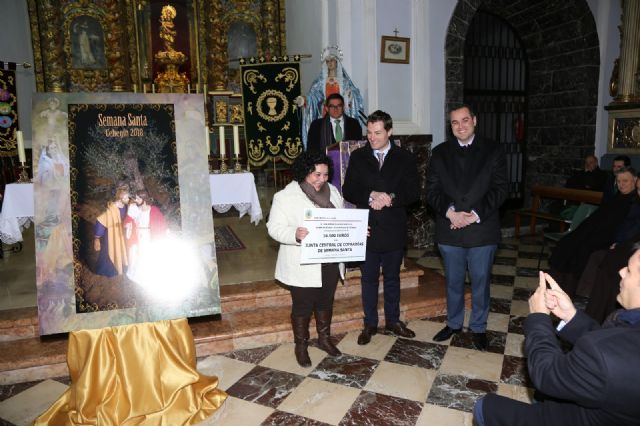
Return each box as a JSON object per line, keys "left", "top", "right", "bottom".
{"left": 557, "top": 310, "right": 601, "bottom": 345}
{"left": 344, "top": 116, "right": 363, "bottom": 141}
{"left": 307, "top": 119, "right": 321, "bottom": 153}
{"left": 524, "top": 313, "right": 606, "bottom": 407}
{"left": 342, "top": 151, "right": 371, "bottom": 206}
{"left": 471, "top": 144, "right": 508, "bottom": 221}
{"left": 394, "top": 151, "right": 420, "bottom": 207}
{"left": 425, "top": 148, "right": 453, "bottom": 217}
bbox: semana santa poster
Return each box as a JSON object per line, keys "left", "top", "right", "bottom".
{"left": 33, "top": 92, "right": 219, "bottom": 335}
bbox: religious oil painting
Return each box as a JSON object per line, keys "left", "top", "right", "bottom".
{"left": 380, "top": 36, "right": 410, "bottom": 64}
{"left": 32, "top": 93, "right": 220, "bottom": 335}
{"left": 70, "top": 15, "right": 107, "bottom": 70}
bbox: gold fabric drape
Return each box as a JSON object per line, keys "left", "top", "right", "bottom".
{"left": 33, "top": 318, "right": 227, "bottom": 425}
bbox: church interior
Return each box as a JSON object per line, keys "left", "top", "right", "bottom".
{"left": 0, "top": 0, "right": 639, "bottom": 424}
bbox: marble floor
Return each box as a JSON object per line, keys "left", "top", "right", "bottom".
{"left": 0, "top": 235, "right": 558, "bottom": 425}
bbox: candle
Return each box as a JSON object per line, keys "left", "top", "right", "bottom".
{"left": 152, "top": 83, "right": 156, "bottom": 93}
{"left": 219, "top": 126, "right": 226, "bottom": 157}
{"left": 205, "top": 125, "right": 210, "bottom": 154}
{"left": 233, "top": 125, "right": 240, "bottom": 155}
{"left": 132, "top": 83, "right": 138, "bottom": 93}
{"left": 16, "top": 131, "right": 26, "bottom": 164}
{"left": 187, "top": 83, "right": 191, "bottom": 93}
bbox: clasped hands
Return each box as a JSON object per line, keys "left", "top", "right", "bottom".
{"left": 446, "top": 209, "right": 477, "bottom": 229}
{"left": 369, "top": 191, "right": 393, "bottom": 211}
{"left": 529, "top": 271, "right": 577, "bottom": 323}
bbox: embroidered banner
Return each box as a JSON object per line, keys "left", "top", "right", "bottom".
{"left": 0, "top": 64, "right": 18, "bottom": 158}
{"left": 240, "top": 60, "right": 303, "bottom": 166}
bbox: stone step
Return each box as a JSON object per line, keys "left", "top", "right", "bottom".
{"left": 0, "top": 265, "right": 457, "bottom": 385}
{"left": 0, "top": 262, "right": 423, "bottom": 341}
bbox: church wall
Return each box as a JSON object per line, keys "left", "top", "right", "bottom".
{"left": 0, "top": 0, "right": 36, "bottom": 147}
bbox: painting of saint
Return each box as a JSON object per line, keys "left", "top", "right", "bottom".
{"left": 71, "top": 16, "right": 107, "bottom": 70}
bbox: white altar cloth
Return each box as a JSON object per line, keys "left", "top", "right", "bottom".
{"left": 209, "top": 172, "right": 262, "bottom": 225}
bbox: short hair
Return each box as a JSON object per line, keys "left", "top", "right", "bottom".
{"left": 367, "top": 110, "right": 393, "bottom": 131}
{"left": 449, "top": 104, "right": 476, "bottom": 118}
{"left": 114, "top": 183, "right": 129, "bottom": 200}
{"left": 615, "top": 166, "right": 637, "bottom": 177}
{"left": 291, "top": 151, "right": 333, "bottom": 182}
{"left": 614, "top": 155, "right": 632, "bottom": 167}
{"left": 325, "top": 93, "right": 344, "bottom": 106}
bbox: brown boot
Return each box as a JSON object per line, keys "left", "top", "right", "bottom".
{"left": 291, "top": 315, "right": 311, "bottom": 367}
{"left": 315, "top": 310, "right": 342, "bottom": 356}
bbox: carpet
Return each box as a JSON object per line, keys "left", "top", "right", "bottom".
{"left": 214, "top": 225, "right": 245, "bottom": 252}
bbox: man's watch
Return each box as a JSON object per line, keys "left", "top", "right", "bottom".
{"left": 389, "top": 193, "right": 396, "bottom": 201}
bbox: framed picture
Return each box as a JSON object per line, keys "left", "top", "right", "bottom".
{"left": 380, "top": 36, "right": 410, "bottom": 64}
{"left": 607, "top": 109, "right": 640, "bottom": 153}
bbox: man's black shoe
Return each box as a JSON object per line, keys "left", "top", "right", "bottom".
{"left": 357, "top": 326, "right": 378, "bottom": 345}
{"left": 472, "top": 332, "right": 488, "bottom": 351}
{"left": 385, "top": 321, "right": 416, "bottom": 338}
{"left": 432, "top": 325, "right": 462, "bottom": 342}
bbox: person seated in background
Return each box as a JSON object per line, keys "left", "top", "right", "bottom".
{"left": 565, "top": 154, "right": 607, "bottom": 192}
{"left": 603, "top": 154, "right": 632, "bottom": 203}
{"left": 474, "top": 254, "right": 640, "bottom": 426}
{"left": 549, "top": 167, "right": 639, "bottom": 296}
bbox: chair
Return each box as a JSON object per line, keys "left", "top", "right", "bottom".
{"left": 537, "top": 202, "right": 599, "bottom": 269}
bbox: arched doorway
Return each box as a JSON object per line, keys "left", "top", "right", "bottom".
{"left": 445, "top": 0, "right": 600, "bottom": 192}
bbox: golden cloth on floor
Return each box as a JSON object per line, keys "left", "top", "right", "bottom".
{"left": 33, "top": 318, "right": 227, "bottom": 425}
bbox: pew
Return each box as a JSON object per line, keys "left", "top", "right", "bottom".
{"left": 514, "top": 185, "right": 603, "bottom": 237}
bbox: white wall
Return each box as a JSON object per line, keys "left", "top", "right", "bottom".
{"left": 586, "top": 0, "right": 622, "bottom": 160}
{"left": 0, "top": 0, "right": 36, "bottom": 147}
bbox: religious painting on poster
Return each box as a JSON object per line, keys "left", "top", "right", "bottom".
{"left": 32, "top": 92, "right": 219, "bottom": 335}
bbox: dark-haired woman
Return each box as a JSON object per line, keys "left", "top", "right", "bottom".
{"left": 267, "top": 151, "right": 345, "bottom": 367}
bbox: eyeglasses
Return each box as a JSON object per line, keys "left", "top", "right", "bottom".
{"left": 327, "top": 104, "right": 344, "bottom": 109}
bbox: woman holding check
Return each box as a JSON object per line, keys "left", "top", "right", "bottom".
{"left": 267, "top": 151, "right": 345, "bottom": 367}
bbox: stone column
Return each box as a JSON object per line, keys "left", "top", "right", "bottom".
{"left": 616, "top": 0, "right": 640, "bottom": 102}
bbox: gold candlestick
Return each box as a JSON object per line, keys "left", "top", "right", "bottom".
{"left": 219, "top": 154, "right": 228, "bottom": 173}
{"left": 17, "top": 163, "right": 30, "bottom": 183}
{"left": 233, "top": 154, "right": 243, "bottom": 172}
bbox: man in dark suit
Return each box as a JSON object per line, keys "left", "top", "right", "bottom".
{"left": 474, "top": 253, "right": 640, "bottom": 426}
{"left": 603, "top": 154, "right": 631, "bottom": 203}
{"left": 342, "top": 110, "right": 420, "bottom": 345}
{"left": 426, "top": 104, "right": 507, "bottom": 350}
{"left": 306, "top": 93, "right": 362, "bottom": 153}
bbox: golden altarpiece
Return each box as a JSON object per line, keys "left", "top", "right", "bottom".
{"left": 27, "top": 0, "right": 287, "bottom": 94}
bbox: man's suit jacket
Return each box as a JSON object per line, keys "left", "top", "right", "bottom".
{"left": 342, "top": 142, "right": 419, "bottom": 252}
{"left": 426, "top": 137, "right": 507, "bottom": 247}
{"left": 483, "top": 310, "right": 640, "bottom": 426}
{"left": 306, "top": 115, "right": 362, "bottom": 153}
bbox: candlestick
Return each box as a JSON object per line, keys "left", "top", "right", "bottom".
{"left": 233, "top": 154, "right": 243, "bottom": 172}
{"left": 233, "top": 125, "right": 240, "bottom": 155}
{"left": 187, "top": 83, "right": 191, "bottom": 93}
{"left": 218, "top": 126, "right": 226, "bottom": 157}
{"left": 132, "top": 83, "right": 138, "bottom": 93}
{"left": 16, "top": 130, "right": 26, "bottom": 164}
{"left": 152, "top": 83, "right": 156, "bottom": 93}
{"left": 219, "top": 155, "right": 228, "bottom": 173}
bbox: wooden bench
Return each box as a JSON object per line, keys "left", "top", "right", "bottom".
{"left": 514, "top": 185, "right": 603, "bottom": 237}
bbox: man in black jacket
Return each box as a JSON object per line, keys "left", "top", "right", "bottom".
{"left": 475, "top": 251, "right": 640, "bottom": 426}
{"left": 342, "top": 110, "right": 419, "bottom": 345}
{"left": 306, "top": 93, "right": 362, "bottom": 154}
{"left": 426, "top": 104, "right": 508, "bottom": 350}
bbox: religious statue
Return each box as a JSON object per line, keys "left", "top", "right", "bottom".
{"left": 295, "top": 47, "right": 365, "bottom": 149}
{"left": 154, "top": 5, "right": 189, "bottom": 93}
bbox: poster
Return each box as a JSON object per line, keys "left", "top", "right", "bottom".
{"left": 33, "top": 92, "right": 219, "bottom": 335}
{"left": 300, "top": 208, "right": 368, "bottom": 264}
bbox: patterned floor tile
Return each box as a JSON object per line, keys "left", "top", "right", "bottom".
{"left": 416, "top": 403, "right": 474, "bottom": 426}
{"left": 261, "top": 410, "right": 331, "bottom": 426}
{"left": 308, "top": 354, "right": 378, "bottom": 389}
{"left": 225, "top": 365, "right": 304, "bottom": 408}
{"left": 500, "top": 355, "right": 532, "bottom": 387}
{"left": 0, "top": 380, "right": 68, "bottom": 426}
{"left": 508, "top": 315, "right": 526, "bottom": 334}
{"left": 512, "top": 287, "right": 534, "bottom": 301}
{"left": 487, "top": 312, "right": 510, "bottom": 333}
{"left": 497, "top": 383, "right": 535, "bottom": 404}
{"left": 277, "top": 377, "right": 361, "bottom": 425}
{"left": 494, "top": 256, "right": 517, "bottom": 266}
{"left": 340, "top": 390, "right": 423, "bottom": 426}
{"left": 510, "top": 300, "right": 530, "bottom": 317}
{"left": 338, "top": 330, "right": 397, "bottom": 361}
{"left": 259, "top": 343, "right": 328, "bottom": 376}
{"left": 197, "top": 355, "right": 256, "bottom": 391}
{"left": 199, "top": 396, "right": 273, "bottom": 425}
{"left": 439, "top": 346, "right": 504, "bottom": 382}
{"left": 363, "top": 360, "right": 437, "bottom": 402}
{"left": 222, "top": 344, "right": 279, "bottom": 364}
{"left": 426, "top": 374, "right": 498, "bottom": 413}
{"left": 491, "top": 284, "right": 514, "bottom": 300}
{"left": 514, "top": 275, "right": 538, "bottom": 289}
{"left": 384, "top": 338, "right": 448, "bottom": 370}
{"left": 491, "top": 274, "right": 515, "bottom": 286}
{"left": 516, "top": 267, "right": 539, "bottom": 277}
{"left": 489, "top": 297, "right": 512, "bottom": 314}
{"left": 450, "top": 330, "right": 506, "bottom": 354}
{"left": 504, "top": 333, "right": 525, "bottom": 358}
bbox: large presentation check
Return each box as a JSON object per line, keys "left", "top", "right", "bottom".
{"left": 300, "top": 208, "right": 369, "bottom": 264}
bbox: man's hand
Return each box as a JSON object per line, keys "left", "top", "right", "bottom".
{"left": 544, "top": 272, "right": 577, "bottom": 323}
{"left": 529, "top": 271, "right": 551, "bottom": 314}
{"left": 369, "top": 191, "right": 392, "bottom": 210}
{"left": 447, "top": 210, "right": 475, "bottom": 229}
